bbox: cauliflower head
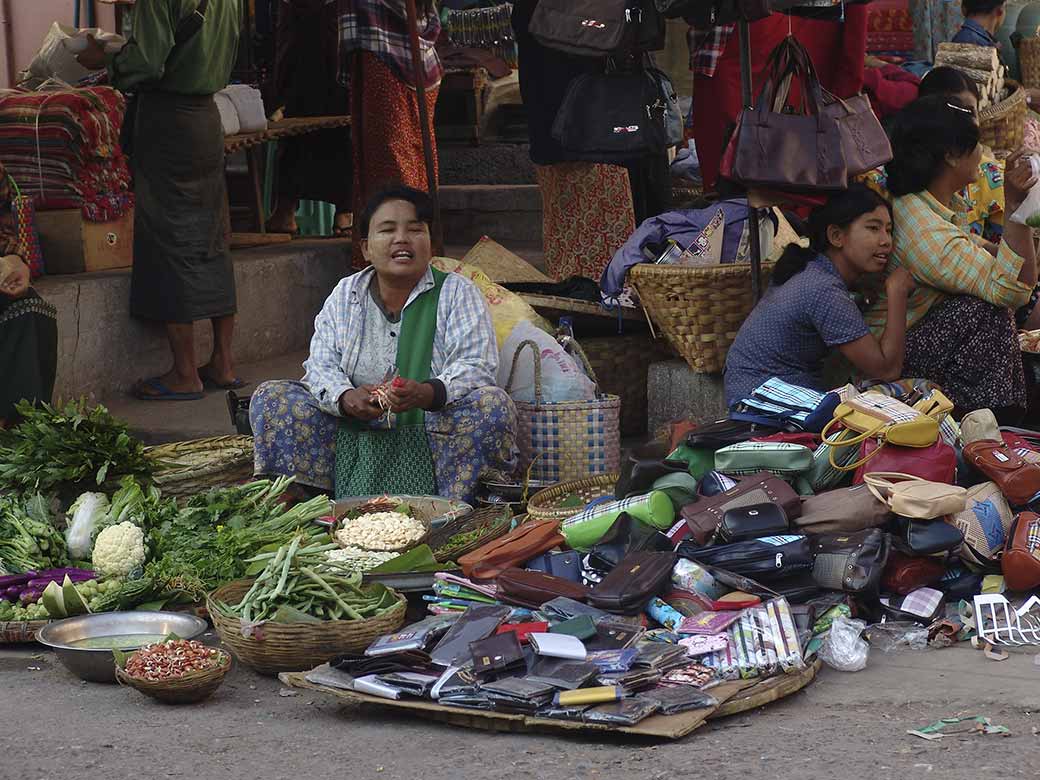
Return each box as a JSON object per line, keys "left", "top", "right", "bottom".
{"left": 91, "top": 521, "right": 146, "bottom": 578}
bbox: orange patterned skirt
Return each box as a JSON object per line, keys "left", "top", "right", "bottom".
{"left": 534, "top": 162, "right": 635, "bottom": 281}
{"left": 351, "top": 51, "right": 439, "bottom": 268}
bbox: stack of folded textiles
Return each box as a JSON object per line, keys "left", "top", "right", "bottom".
{"left": 0, "top": 86, "right": 134, "bottom": 222}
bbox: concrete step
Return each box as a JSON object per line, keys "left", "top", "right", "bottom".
{"left": 37, "top": 239, "right": 350, "bottom": 402}
{"left": 439, "top": 183, "right": 542, "bottom": 249}
{"left": 439, "top": 142, "right": 536, "bottom": 185}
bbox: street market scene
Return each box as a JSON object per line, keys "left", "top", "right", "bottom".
{"left": 2, "top": 0, "right": 1040, "bottom": 777}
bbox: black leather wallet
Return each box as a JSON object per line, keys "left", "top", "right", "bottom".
{"left": 525, "top": 550, "right": 583, "bottom": 582}
{"left": 470, "top": 631, "right": 525, "bottom": 676}
{"left": 717, "top": 503, "right": 789, "bottom": 543}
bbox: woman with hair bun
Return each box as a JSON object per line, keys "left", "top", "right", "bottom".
{"left": 724, "top": 185, "right": 914, "bottom": 407}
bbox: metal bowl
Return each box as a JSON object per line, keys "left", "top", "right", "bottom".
{"left": 36, "top": 612, "right": 209, "bottom": 683}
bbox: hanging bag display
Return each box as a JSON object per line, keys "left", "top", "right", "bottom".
{"left": 729, "top": 35, "right": 847, "bottom": 192}
{"left": 505, "top": 340, "right": 621, "bottom": 484}
{"left": 552, "top": 58, "right": 669, "bottom": 157}
{"left": 529, "top": 0, "right": 664, "bottom": 58}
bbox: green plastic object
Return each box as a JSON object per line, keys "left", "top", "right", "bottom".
{"left": 561, "top": 491, "right": 676, "bottom": 550}
{"left": 650, "top": 472, "right": 700, "bottom": 510}
{"left": 667, "top": 444, "right": 715, "bottom": 480}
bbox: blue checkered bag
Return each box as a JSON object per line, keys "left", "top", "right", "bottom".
{"left": 730, "top": 377, "right": 841, "bottom": 433}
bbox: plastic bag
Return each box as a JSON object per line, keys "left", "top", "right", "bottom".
{"left": 1009, "top": 154, "right": 1040, "bottom": 227}
{"left": 818, "top": 617, "right": 869, "bottom": 672}
{"left": 498, "top": 320, "right": 596, "bottom": 403}
{"left": 18, "top": 23, "right": 126, "bottom": 88}
{"left": 864, "top": 621, "right": 929, "bottom": 653}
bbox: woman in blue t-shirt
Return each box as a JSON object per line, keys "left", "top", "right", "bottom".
{"left": 724, "top": 185, "right": 915, "bottom": 407}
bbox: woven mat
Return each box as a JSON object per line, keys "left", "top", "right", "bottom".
{"left": 461, "top": 236, "right": 551, "bottom": 284}
{"left": 224, "top": 116, "right": 352, "bottom": 154}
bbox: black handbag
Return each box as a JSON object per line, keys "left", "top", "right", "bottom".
{"left": 614, "top": 445, "right": 691, "bottom": 499}
{"left": 890, "top": 516, "right": 964, "bottom": 556}
{"left": 530, "top": 0, "right": 664, "bottom": 58}
{"left": 811, "top": 529, "right": 890, "bottom": 596}
{"left": 552, "top": 61, "right": 668, "bottom": 157}
{"left": 676, "top": 535, "right": 814, "bottom": 582}
{"left": 717, "top": 503, "right": 789, "bottom": 543}
{"left": 685, "top": 419, "right": 782, "bottom": 450}
{"left": 585, "top": 512, "right": 674, "bottom": 572}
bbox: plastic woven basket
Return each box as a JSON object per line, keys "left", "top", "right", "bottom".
{"left": 207, "top": 579, "right": 406, "bottom": 675}
{"left": 630, "top": 262, "right": 774, "bottom": 374}
{"left": 526, "top": 473, "right": 619, "bottom": 523}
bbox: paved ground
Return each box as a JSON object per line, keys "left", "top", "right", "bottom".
{"left": 2, "top": 639, "right": 1037, "bottom": 780}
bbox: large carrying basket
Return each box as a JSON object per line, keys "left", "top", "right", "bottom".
{"left": 1018, "top": 38, "right": 1040, "bottom": 90}
{"left": 582, "top": 334, "right": 674, "bottom": 437}
{"left": 505, "top": 340, "right": 621, "bottom": 484}
{"left": 629, "top": 261, "right": 774, "bottom": 374}
{"left": 979, "top": 79, "right": 1027, "bottom": 154}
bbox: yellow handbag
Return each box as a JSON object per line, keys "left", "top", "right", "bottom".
{"left": 912, "top": 389, "right": 953, "bottom": 422}
{"left": 821, "top": 391, "right": 940, "bottom": 470}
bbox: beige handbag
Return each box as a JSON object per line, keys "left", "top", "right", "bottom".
{"left": 960, "top": 409, "right": 1001, "bottom": 445}
{"left": 794, "top": 484, "right": 892, "bottom": 535}
{"left": 863, "top": 472, "right": 967, "bottom": 520}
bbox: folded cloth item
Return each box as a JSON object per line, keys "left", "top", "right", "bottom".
{"left": 213, "top": 91, "right": 240, "bottom": 136}
{"left": 221, "top": 84, "right": 267, "bottom": 133}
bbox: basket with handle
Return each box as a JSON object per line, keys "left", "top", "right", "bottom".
{"left": 629, "top": 262, "right": 775, "bottom": 373}
{"left": 504, "top": 339, "right": 620, "bottom": 484}
{"left": 6, "top": 174, "right": 43, "bottom": 278}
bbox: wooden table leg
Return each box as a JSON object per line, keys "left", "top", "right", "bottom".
{"left": 245, "top": 146, "right": 265, "bottom": 233}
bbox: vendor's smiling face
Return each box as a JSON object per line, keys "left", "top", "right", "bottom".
{"left": 361, "top": 199, "right": 432, "bottom": 283}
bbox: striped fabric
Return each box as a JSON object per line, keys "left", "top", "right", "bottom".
{"left": 737, "top": 377, "right": 829, "bottom": 425}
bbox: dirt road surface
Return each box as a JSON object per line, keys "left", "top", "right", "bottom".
{"left": 3, "top": 641, "right": 1037, "bottom": 780}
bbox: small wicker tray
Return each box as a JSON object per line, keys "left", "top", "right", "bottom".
{"left": 331, "top": 498, "right": 433, "bottom": 553}
{"left": 526, "top": 474, "right": 619, "bottom": 523}
{"left": 0, "top": 619, "right": 50, "bottom": 644}
{"left": 207, "top": 579, "right": 407, "bottom": 675}
{"left": 116, "top": 651, "right": 232, "bottom": 705}
{"left": 428, "top": 505, "right": 513, "bottom": 563}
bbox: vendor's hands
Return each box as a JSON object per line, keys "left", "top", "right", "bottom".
{"left": 885, "top": 266, "right": 915, "bottom": 299}
{"left": 386, "top": 377, "right": 434, "bottom": 414}
{"left": 339, "top": 385, "right": 384, "bottom": 422}
{"left": 1003, "top": 149, "right": 1038, "bottom": 212}
{"left": 0, "top": 255, "right": 29, "bottom": 298}
{"left": 75, "top": 34, "right": 108, "bottom": 71}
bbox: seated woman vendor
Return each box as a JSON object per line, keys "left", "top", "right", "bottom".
{"left": 249, "top": 185, "right": 518, "bottom": 502}
{"left": 724, "top": 185, "right": 915, "bottom": 407}
{"left": 865, "top": 96, "right": 1037, "bottom": 421}
{"left": 0, "top": 165, "right": 56, "bottom": 428}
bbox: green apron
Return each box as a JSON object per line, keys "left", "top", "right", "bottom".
{"left": 334, "top": 268, "right": 446, "bottom": 499}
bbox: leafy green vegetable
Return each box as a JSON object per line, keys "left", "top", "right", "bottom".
{"left": 368, "top": 544, "right": 451, "bottom": 574}
{"left": 0, "top": 400, "right": 155, "bottom": 495}
{"left": 0, "top": 493, "right": 69, "bottom": 573}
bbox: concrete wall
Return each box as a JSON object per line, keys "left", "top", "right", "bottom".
{"left": 2, "top": 1, "right": 117, "bottom": 87}
{"left": 34, "top": 239, "right": 350, "bottom": 401}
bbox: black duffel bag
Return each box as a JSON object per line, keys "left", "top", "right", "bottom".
{"left": 676, "top": 534, "right": 814, "bottom": 582}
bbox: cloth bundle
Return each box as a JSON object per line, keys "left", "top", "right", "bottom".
{"left": 0, "top": 86, "right": 133, "bottom": 222}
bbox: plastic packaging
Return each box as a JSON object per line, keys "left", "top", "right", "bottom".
{"left": 864, "top": 621, "right": 929, "bottom": 653}
{"left": 1009, "top": 154, "right": 1040, "bottom": 227}
{"left": 21, "top": 23, "right": 126, "bottom": 87}
{"left": 818, "top": 617, "right": 869, "bottom": 672}
{"left": 498, "top": 320, "right": 597, "bottom": 403}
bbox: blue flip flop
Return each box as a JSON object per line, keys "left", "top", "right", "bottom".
{"left": 132, "top": 377, "right": 204, "bottom": 401}
{"left": 201, "top": 375, "right": 248, "bottom": 391}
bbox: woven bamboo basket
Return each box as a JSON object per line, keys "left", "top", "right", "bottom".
{"left": 428, "top": 505, "right": 513, "bottom": 563}
{"left": 0, "top": 619, "right": 49, "bottom": 644}
{"left": 147, "top": 436, "right": 255, "bottom": 500}
{"left": 979, "top": 80, "right": 1027, "bottom": 154}
{"left": 629, "top": 262, "right": 775, "bottom": 374}
{"left": 115, "top": 650, "right": 232, "bottom": 704}
{"left": 207, "top": 579, "right": 406, "bottom": 675}
{"left": 526, "top": 473, "right": 619, "bottom": 523}
{"left": 582, "top": 335, "right": 675, "bottom": 436}
{"left": 505, "top": 339, "right": 621, "bottom": 484}
{"left": 1018, "top": 38, "right": 1040, "bottom": 89}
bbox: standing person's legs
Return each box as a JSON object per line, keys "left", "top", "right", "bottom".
{"left": 199, "top": 314, "right": 239, "bottom": 388}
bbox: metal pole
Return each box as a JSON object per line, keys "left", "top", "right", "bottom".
{"left": 404, "top": 0, "right": 443, "bottom": 256}
{"left": 738, "top": 17, "right": 763, "bottom": 302}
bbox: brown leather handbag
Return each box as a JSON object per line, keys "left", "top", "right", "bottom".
{"left": 458, "top": 519, "right": 566, "bottom": 580}
{"left": 1001, "top": 511, "right": 1040, "bottom": 591}
{"left": 587, "top": 551, "right": 677, "bottom": 614}
{"left": 881, "top": 551, "right": 945, "bottom": 596}
{"left": 730, "top": 36, "right": 847, "bottom": 192}
{"left": 675, "top": 471, "right": 802, "bottom": 545}
{"left": 794, "top": 484, "right": 891, "bottom": 535}
{"left": 497, "top": 568, "right": 591, "bottom": 609}
{"left": 962, "top": 439, "right": 1040, "bottom": 506}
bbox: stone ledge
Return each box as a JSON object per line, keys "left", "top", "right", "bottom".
{"left": 35, "top": 239, "right": 350, "bottom": 401}
{"left": 647, "top": 360, "right": 729, "bottom": 435}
